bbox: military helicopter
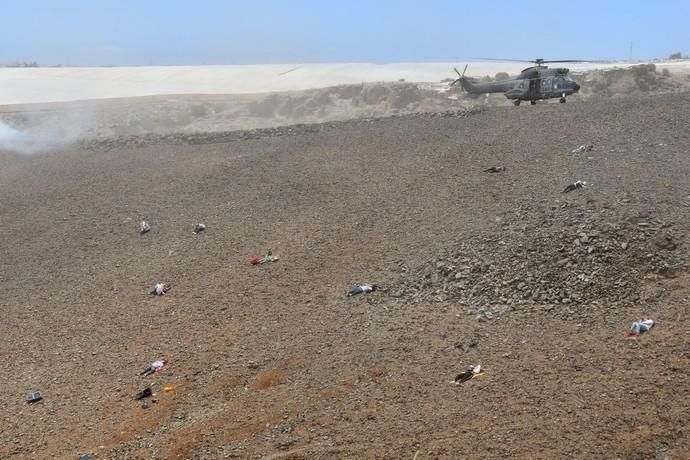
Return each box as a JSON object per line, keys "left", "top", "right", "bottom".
{"left": 450, "top": 58, "right": 585, "bottom": 106}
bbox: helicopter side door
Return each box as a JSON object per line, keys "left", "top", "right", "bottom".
{"left": 541, "top": 76, "right": 553, "bottom": 98}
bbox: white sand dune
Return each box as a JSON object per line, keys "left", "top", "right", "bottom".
{"left": 1, "top": 61, "right": 688, "bottom": 106}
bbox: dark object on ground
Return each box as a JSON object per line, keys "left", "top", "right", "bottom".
{"left": 135, "top": 387, "right": 152, "bottom": 400}
{"left": 562, "top": 180, "right": 586, "bottom": 193}
{"left": 193, "top": 223, "right": 206, "bottom": 234}
{"left": 142, "top": 402, "right": 149, "bottom": 409}
{"left": 26, "top": 391, "right": 42, "bottom": 403}
{"left": 348, "top": 284, "right": 378, "bottom": 296}
{"left": 483, "top": 166, "right": 505, "bottom": 173}
{"left": 454, "top": 365, "right": 483, "bottom": 384}
{"left": 78, "top": 455, "right": 93, "bottom": 460}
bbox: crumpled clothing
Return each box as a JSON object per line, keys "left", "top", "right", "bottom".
{"left": 454, "top": 364, "right": 483, "bottom": 384}
{"left": 249, "top": 254, "right": 279, "bottom": 265}
{"left": 628, "top": 318, "right": 655, "bottom": 336}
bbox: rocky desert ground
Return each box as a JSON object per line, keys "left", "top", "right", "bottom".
{"left": 0, "top": 66, "right": 689, "bottom": 459}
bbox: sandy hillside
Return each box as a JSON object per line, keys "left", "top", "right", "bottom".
{"left": 2, "top": 61, "right": 690, "bottom": 148}
{"left": 0, "top": 88, "right": 688, "bottom": 458}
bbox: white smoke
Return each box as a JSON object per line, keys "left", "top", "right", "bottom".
{"left": 0, "top": 109, "right": 97, "bottom": 154}
{"left": 0, "top": 121, "right": 29, "bottom": 151}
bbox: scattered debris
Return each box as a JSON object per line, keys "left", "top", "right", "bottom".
{"left": 140, "top": 357, "right": 169, "bottom": 376}
{"left": 141, "top": 402, "right": 149, "bottom": 409}
{"left": 78, "top": 455, "right": 93, "bottom": 460}
{"left": 483, "top": 166, "right": 505, "bottom": 173}
{"left": 26, "top": 390, "right": 42, "bottom": 403}
{"left": 453, "top": 365, "right": 483, "bottom": 384}
{"left": 627, "top": 318, "right": 655, "bottom": 337}
{"left": 248, "top": 250, "right": 279, "bottom": 265}
{"left": 150, "top": 283, "right": 170, "bottom": 296}
{"left": 140, "top": 221, "right": 151, "bottom": 234}
{"left": 192, "top": 223, "right": 206, "bottom": 234}
{"left": 348, "top": 284, "right": 379, "bottom": 297}
{"left": 164, "top": 386, "right": 174, "bottom": 393}
{"left": 562, "top": 180, "right": 586, "bottom": 193}
{"left": 135, "top": 387, "right": 152, "bottom": 400}
{"left": 570, "top": 144, "right": 594, "bottom": 154}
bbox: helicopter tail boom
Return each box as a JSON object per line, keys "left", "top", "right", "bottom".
{"left": 452, "top": 65, "right": 514, "bottom": 94}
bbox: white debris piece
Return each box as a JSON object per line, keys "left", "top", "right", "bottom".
{"left": 150, "top": 283, "right": 170, "bottom": 296}
{"left": 562, "top": 180, "right": 587, "bottom": 193}
{"left": 570, "top": 144, "right": 594, "bottom": 154}
{"left": 140, "top": 221, "right": 151, "bottom": 234}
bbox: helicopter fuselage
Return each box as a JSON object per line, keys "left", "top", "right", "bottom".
{"left": 459, "top": 66, "right": 580, "bottom": 104}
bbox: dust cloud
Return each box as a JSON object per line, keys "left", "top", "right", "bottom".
{"left": 0, "top": 108, "right": 98, "bottom": 154}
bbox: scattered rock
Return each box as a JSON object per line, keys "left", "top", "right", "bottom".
{"left": 653, "top": 233, "right": 677, "bottom": 250}
{"left": 393, "top": 205, "right": 685, "bottom": 317}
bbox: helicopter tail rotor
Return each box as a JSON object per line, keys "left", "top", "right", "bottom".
{"left": 451, "top": 64, "right": 468, "bottom": 89}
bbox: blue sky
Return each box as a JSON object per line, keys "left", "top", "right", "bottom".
{"left": 1, "top": 0, "right": 688, "bottom": 66}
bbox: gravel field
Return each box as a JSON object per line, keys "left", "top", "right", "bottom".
{"left": 0, "top": 92, "right": 688, "bottom": 459}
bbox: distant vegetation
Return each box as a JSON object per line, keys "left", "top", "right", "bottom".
{"left": 1, "top": 61, "right": 41, "bottom": 67}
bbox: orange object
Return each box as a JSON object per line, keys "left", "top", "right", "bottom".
{"left": 164, "top": 386, "right": 173, "bottom": 392}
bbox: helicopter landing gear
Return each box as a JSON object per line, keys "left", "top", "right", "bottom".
{"left": 559, "top": 97, "right": 567, "bottom": 103}
{"left": 530, "top": 100, "right": 537, "bottom": 105}
{"left": 513, "top": 100, "right": 521, "bottom": 106}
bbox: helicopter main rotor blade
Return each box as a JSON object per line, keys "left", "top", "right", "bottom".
{"left": 472, "top": 57, "right": 535, "bottom": 63}
{"left": 539, "top": 59, "right": 602, "bottom": 63}
{"left": 473, "top": 57, "right": 611, "bottom": 64}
